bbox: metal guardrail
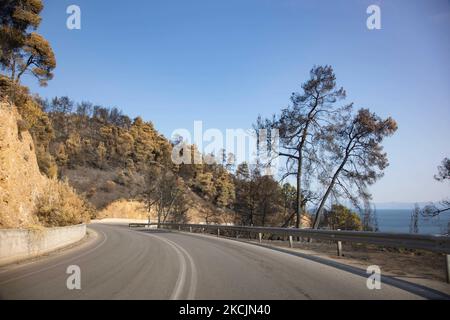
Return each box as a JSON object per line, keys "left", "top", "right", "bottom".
{"left": 129, "top": 222, "right": 450, "bottom": 254}
{"left": 129, "top": 222, "right": 450, "bottom": 282}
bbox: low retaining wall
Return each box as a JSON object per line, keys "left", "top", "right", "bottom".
{"left": 0, "top": 224, "right": 86, "bottom": 265}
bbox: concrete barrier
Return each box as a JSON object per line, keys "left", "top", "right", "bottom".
{"left": 0, "top": 224, "right": 86, "bottom": 266}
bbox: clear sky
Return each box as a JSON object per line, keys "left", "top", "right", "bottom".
{"left": 23, "top": 0, "right": 450, "bottom": 204}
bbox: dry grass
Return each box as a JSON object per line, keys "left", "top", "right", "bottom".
{"left": 35, "top": 179, "right": 93, "bottom": 227}
{"left": 97, "top": 199, "right": 151, "bottom": 220}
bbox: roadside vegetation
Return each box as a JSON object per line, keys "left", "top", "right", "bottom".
{"left": 35, "top": 179, "right": 93, "bottom": 227}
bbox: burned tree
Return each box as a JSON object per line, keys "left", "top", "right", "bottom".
{"left": 143, "top": 165, "right": 187, "bottom": 227}
{"left": 422, "top": 157, "right": 450, "bottom": 217}
{"left": 257, "top": 65, "right": 350, "bottom": 228}
{"left": 312, "top": 108, "right": 397, "bottom": 229}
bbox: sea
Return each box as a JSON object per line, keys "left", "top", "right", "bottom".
{"left": 375, "top": 209, "right": 450, "bottom": 235}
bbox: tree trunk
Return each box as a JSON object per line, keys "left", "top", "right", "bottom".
{"left": 312, "top": 154, "right": 349, "bottom": 229}
{"left": 296, "top": 152, "right": 303, "bottom": 229}
{"left": 11, "top": 59, "right": 16, "bottom": 82}
{"left": 157, "top": 212, "right": 161, "bottom": 229}
{"left": 281, "top": 211, "right": 295, "bottom": 228}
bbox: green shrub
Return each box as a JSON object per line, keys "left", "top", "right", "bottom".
{"left": 323, "top": 204, "right": 363, "bottom": 231}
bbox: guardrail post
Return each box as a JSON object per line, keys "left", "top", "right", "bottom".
{"left": 258, "top": 233, "right": 262, "bottom": 243}
{"left": 217, "top": 228, "right": 220, "bottom": 237}
{"left": 289, "top": 236, "right": 294, "bottom": 248}
{"left": 189, "top": 226, "right": 193, "bottom": 233}
{"left": 336, "top": 229, "right": 343, "bottom": 257}
{"left": 336, "top": 240, "right": 343, "bottom": 257}
{"left": 446, "top": 254, "right": 450, "bottom": 284}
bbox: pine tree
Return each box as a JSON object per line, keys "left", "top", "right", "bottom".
{"left": 0, "top": 0, "right": 56, "bottom": 87}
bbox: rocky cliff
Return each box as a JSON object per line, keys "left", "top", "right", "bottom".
{"left": 0, "top": 102, "right": 46, "bottom": 228}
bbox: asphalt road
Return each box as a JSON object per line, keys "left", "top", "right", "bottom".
{"left": 0, "top": 223, "right": 447, "bottom": 300}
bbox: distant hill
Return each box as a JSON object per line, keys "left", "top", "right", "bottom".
{"left": 372, "top": 202, "right": 434, "bottom": 210}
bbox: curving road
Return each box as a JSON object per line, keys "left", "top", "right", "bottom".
{"left": 0, "top": 223, "right": 447, "bottom": 300}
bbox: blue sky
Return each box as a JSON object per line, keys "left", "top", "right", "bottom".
{"left": 23, "top": 0, "right": 450, "bottom": 204}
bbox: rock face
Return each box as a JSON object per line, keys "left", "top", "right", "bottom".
{"left": 0, "top": 102, "right": 46, "bottom": 228}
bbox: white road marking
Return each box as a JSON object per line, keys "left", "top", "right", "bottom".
{"left": 142, "top": 232, "right": 187, "bottom": 300}
{"left": 163, "top": 237, "right": 198, "bottom": 300}
{"left": 142, "top": 232, "right": 197, "bottom": 300}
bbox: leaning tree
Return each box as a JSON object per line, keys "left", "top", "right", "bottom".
{"left": 312, "top": 108, "right": 397, "bottom": 229}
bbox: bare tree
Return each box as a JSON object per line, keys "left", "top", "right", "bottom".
{"left": 312, "top": 108, "right": 397, "bottom": 229}
{"left": 360, "top": 203, "right": 379, "bottom": 232}
{"left": 143, "top": 166, "right": 187, "bottom": 227}
{"left": 410, "top": 204, "right": 420, "bottom": 234}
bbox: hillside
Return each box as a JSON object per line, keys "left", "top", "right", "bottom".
{"left": 0, "top": 97, "right": 244, "bottom": 227}
{"left": 33, "top": 96, "right": 253, "bottom": 224}
{"left": 1, "top": 84, "right": 312, "bottom": 228}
